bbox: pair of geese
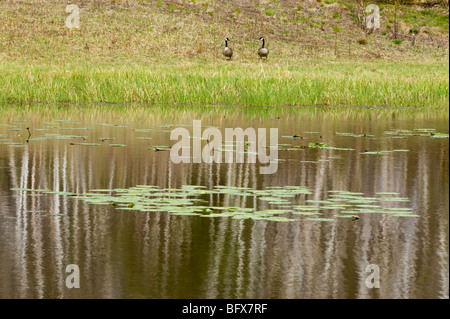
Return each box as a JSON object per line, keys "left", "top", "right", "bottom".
{"left": 222, "top": 37, "right": 269, "bottom": 60}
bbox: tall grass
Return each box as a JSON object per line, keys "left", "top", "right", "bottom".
{"left": 0, "top": 61, "right": 448, "bottom": 108}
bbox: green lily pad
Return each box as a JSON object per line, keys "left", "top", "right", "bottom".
{"left": 307, "top": 217, "right": 334, "bottom": 222}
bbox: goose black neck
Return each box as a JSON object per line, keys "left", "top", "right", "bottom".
{"left": 225, "top": 39, "right": 228, "bottom": 47}
{"left": 261, "top": 39, "right": 265, "bottom": 48}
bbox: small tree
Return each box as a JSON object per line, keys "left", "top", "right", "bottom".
{"left": 357, "top": 0, "right": 366, "bottom": 30}
{"left": 393, "top": 0, "right": 400, "bottom": 39}
{"left": 333, "top": 26, "right": 343, "bottom": 56}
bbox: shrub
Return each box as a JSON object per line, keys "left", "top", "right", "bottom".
{"left": 265, "top": 8, "right": 276, "bottom": 16}
{"left": 357, "top": 38, "right": 368, "bottom": 45}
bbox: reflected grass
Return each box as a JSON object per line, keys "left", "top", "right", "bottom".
{"left": 0, "top": 101, "right": 448, "bottom": 125}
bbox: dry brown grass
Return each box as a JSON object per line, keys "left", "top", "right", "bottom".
{"left": 0, "top": 0, "right": 448, "bottom": 65}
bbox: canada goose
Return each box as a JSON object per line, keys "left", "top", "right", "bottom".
{"left": 222, "top": 38, "right": 233, "bottom": 60}
{"left": 258, "top": 37, "right": 269, "bottom": 59}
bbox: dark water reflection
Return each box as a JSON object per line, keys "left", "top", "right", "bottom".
{"left": 0, "top": 105, "right": 448, "bottom": 299}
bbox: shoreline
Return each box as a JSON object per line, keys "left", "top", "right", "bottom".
{"left": 1, "top": 60, "right": 448, "bottom": 108}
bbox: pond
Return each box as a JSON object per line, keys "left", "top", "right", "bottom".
{"left": 0, "top": 105, "right": 448, "bottom": 298}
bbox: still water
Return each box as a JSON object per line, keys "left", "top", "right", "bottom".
{"left": 0, "top": 105, "right": 448, "bottom": 299}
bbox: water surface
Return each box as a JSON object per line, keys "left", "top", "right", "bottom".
{"left": 0, "top": 105, "right": 448, "bottom": 299}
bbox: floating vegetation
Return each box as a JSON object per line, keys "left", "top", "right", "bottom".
{"left": 378, "top": 197, "right": 410, "bottom": 202}
{"left": 43, "top": 191, "right": 76, "bottom": 196}
{"left": 4, "top": 142, "right": 24, "bottom": 146}
{"left": 278, "top": 141, "right": 355, "bottom": 152}
{"left": 1, "top": 119, "right": 441, "bottom": 225}
{"left": 306, "top": 200, "right": 333, "bottom": 204}
{"left": 309, "top": 142, "right": 328, "bottom": 148}
{"left": 136, "top": 129, "right": 172, "bottom": 133}
{"left": 321, "top": 146, "right": 355, "bottom": 151}
{"left": 27, "top": 134, "right": 88, "bottom": 141}
{"left": 282, "top": 135, "right": 306, "bottom": 140}
{"left": 384, "top": 129, "right": 449, "bottom": 139}
{"left": 430, "top": 133, "right": 450, "bottom": 139}
{"left": 148, "top": 146, "right": 171, "bottom": 151}
{"left": 335, "top": 214, "right": 360, "bottom": 221}
{"left": 361, "top": 150, "right": 393, "bottom": 155}
{"left": 292, "top": 211, "right": 322, "bottom": 216}
{"left": 60, "top": 127, "right": 91, "bottom": 130}
{"left": 201, "top": 212, "right": 236, "bottom": 218}
{"left": 264, "top": 217, "right": 296, "bottom": 222}
{"left": 307, "top": 217, "right": 334, "bottom": 222}
{"left": 361, "top": 149, "right": 410, "bottom": 155}
{"left": 334, "top": 132, "right": 374, "bottom": 138}
{"left": 10, "top": 188, "right": 50, "bottom": 192}
{"left": 8, "top": 185, "right": 418, "bottom": 223}
{"left": 70, "top": 142, "right": 102, "bottom": 146}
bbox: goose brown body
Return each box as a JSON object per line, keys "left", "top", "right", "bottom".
{"left": 258, "top": 37, "right": 269, "bottom": 59}
{"left": 223, "top": 38, "right": 233, "bottom": 59}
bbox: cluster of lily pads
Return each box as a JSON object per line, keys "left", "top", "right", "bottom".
{"left": 10, "top": 185, "right": 418, "bottom": 222}
{"left": 384, "top": 128, "right": 449, "bottom": 139}
{"left": 1, "top": 121, "right": 448, "bottom": 154}
{"left": 334, "top": 132, "right": 375, "bottom": 138}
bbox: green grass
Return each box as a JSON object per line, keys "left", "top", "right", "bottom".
{"left": 0, "top": 0, "right": 448, "bottom": 107}
{"left": 1, "top": 60, "right": 447, "bottom": 108}
{"left": 401, "top": 5, "right": 449, "bottom": 31}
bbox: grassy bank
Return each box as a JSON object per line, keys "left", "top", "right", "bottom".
{"left": 0, "top": 0, "right": 448, "bottom": 107}
{"left": 0, "top": 60, "right": 448, "bottom": 108}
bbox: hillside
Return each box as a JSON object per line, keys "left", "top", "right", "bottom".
{"left": 0, "top": 1, "right": 448, "bottom": 107}
{"left": 0, "top": 0, "right": 448, "bottom": 64}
